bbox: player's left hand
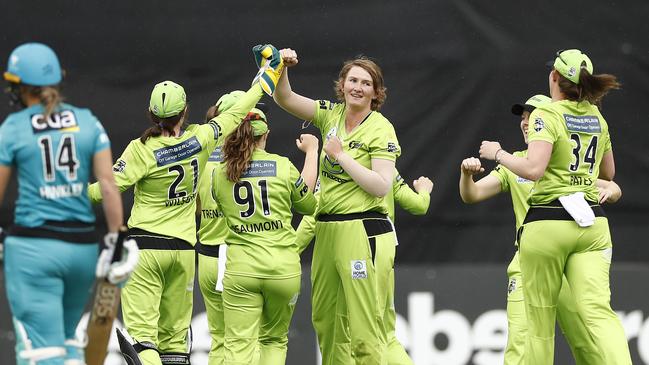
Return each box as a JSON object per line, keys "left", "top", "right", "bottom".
{"left": 413, "top": 176, "right": 434, "bottom": 194}
{"left": 324, "top": 135, "right": 343, "bottom": 161}
{"left": 479, "top": 141, "right": 502, "bottom": 161}
{"left": 296, "top": 134, "right": 319, "bottom": 154}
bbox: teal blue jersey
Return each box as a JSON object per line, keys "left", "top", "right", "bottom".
{"left": 0, "top": 103, "right": 110, "bottom": 226}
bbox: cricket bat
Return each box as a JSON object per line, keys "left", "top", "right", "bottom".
{"left": 85, "top": 227, "right": 127, "bottom": 365}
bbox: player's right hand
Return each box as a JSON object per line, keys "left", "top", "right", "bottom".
{"left": 280, "top": 48, "right": 299, "bottom": 68}
{"left": 251, "top": 44, "right": 284, "bottom": 96}
{"left": 296, "top": 134, "right": 319, "bottom": 153}
{"left": 96, "top": 232, "right": 140, "bottom": 285}
{"left": 413, "top": 176, "right": 434, "bottom": 194}
{"left": 461, "top": 157, "right": 484, "bottom": 175}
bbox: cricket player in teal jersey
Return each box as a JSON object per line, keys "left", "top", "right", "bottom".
{"left": 87, "top": 44, "right": 284, "bottom": 365}
{"left": 0, "top": 43, "right": 127, "bottom": 365}
{"left": 196, "top": 90, "right": 318, "bottom": 364}
{"left": 274, "top": 48, "right": 400, "bottom": 365}
{"left": 461, "top": 94, "right": 621, "bottom": 364}
{"left": 295, "top": 171, "right": 433, "bottom": 365}
{"left": 212, "top": 110, "right": 318, "bottom": 365}
{"left": 480, "top": 50, "right": 631, "bottom": 364}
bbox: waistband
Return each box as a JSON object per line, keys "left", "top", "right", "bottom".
{"left": 8, "top": 220, "right": 97, "bottom": 244}
{"left": 128, "top": 228, "right": 194, "bottom": 250}
{"left": 316, "top": 211, "right": 393, "bottom": 237}
{"left": 196, "top": 241, "right": 221, "bottom": 257}
{"left": 316, "top": 211, "right": 387, "bottom": 222}
{"left": 523, "top": 200, "right": 606, "bottom": 224}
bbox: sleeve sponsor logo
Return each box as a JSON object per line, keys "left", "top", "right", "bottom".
{"left": 387, "top": 142, "right": 399, "bottom": 153}
{"left": 533, "top": 117, "right": 544, "bottom": 132}
{"left": 113, "top": 159, "right": 126, "bottom": 173}
{"left": 563, "top": 114, "right": 601, "bottom": 133}
{"left": 295, "top": 176, "right": 304, "bottom": 188}
{"left": 31, "top": 110, "right": 78, "bottom": 133}
{"left": 299, "top": 184, "right": 309, "bottom": 197}
{"left": 153, "top": 136, "right": 203, "bottom": 167}
{"left": 318, "top": 100, "right": 333, "bottom": 110}
{"left": 208, "top": 147, "right": 223, "bottom": 162}
{"left": 240, "top": 160, "right": 277, "bottom": 178}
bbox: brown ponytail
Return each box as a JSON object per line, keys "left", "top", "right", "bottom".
{"left": 23, "top": 85, "right": 63, "bottom": 121}
{"left": 223, "top": 117, "right": 263, "bottom": 182}
{"left": 558, "top": 69, "right": 621, "bottom": 107}
{"left": 140, "top": 107, "right": 187, "bottom": 144}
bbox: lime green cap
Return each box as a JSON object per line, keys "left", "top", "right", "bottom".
{"left": 552, "top": 49, "right": 593, "bottom": 84}
{"left": 511, "top": 94, "right": 552, "bottom": 116}
{"left": 247, "top": 108, "right": 268, "bottom": 136}
{"left": 149, "top": 80, "right": 187, "bottom": 118}
{"left": 215, "top": 90, "right": 246, "bottom": 113}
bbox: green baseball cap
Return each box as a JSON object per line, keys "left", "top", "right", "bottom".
{"left": 551, "top": 49, "right": 593, "bottom": 84}
{"left": 149, "top": 80, "right": 187, "bottom": 118}
{"left": 511, "top": 94, "right": 552, "bottom": 116}
{"left": 215, "top": 90, "right": 246, "bottom": 113}
{"left": 247, "top": 107, "right": 268, "bottom": 136}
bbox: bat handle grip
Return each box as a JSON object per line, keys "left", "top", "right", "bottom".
{"left": 110, "top": 226, "right": 128, "bottom": 263}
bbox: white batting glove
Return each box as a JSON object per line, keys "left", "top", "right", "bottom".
{"left": 107, "top": 238, "right": 139, "bottom": 285}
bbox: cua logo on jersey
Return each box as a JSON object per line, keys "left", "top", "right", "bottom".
{"left": 113, "top": 159, "right": 126, "bottom": 173}
{"left": 31, "top": 110, "right": 78, "bottom": 133}
{"left": 533, "top": 117, "right": 544, "bottom": 132}
{"left": 351, "top": 260, "right": 367, "bottom": 279}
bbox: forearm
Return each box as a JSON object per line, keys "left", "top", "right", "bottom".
{"left": 459, "top": 172, "right": 481, "bottom": 203}
{"left": 300, "top": 150, "right": 319, "bottom": 191}
{"left": 497, "top": 151, "right": 543, "bottom": 181}
{"left": 272, "top": 69, "right": 315, "bottom": 121}
{"left": 336, "top": 153, "right": 390, "bottom": 197}
{"left": 98, "top": 178, "right": 123, "bottom": 232}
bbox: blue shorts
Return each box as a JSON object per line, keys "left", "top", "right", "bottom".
{"left": 4, "top": 236, "right": 97, "bottom": 364}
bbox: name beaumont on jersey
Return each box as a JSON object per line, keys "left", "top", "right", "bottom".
{"left": 231, "top": 220, "right": 283, "bottom": 234}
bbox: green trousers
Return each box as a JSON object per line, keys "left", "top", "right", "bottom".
{"left": 384, "top": 268, "right": 414, "bottom": 365}
{"left": 505, "top": 251, "right": 603, "bottom": 364}
{"left": 312, "top": 216, "right": 396, "bottom": 365}
{"left": 519, "top": 217, "right": 631, "bottom": 365}
{"left": 198, "top": 251, "right": 225, "bottom": 365}
{"left": 121, "top": 248, "right": 195, "bottom": 365}
{"left": 222, "top": 273, "right": 300, "bottom": 365}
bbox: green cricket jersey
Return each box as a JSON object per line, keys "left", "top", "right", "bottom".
{"left": 213, "top": 149, "right": 316, "bottom": 278}
{"left": 527, "top": 100, "right": 611, "bottom": 205}
{"left": 295, "top": 170, "right": 429, "bottom": 252}
{"left": 312, "top": 100, "right": 400, "bottom": 216}
{"left": 489, "top": 150, "right": 534, "bottom": 230}
{"left": 88, "top": 84, "right": 264, "bottom": 244}
{"left": 197, "top": 145, "right": 227, "bottom": 245}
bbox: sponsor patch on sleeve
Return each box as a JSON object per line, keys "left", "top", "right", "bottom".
{"left": 113, "top": 159, "right": 126, "bottom": 173}
{"left": 533, "top": 117, "right": 545, "bottom": 132}
{"left": 295, "top": 176, "right": 304, "bottom": 188}
{"left": 387, "top": 142, "right": 399, "bottom": 153}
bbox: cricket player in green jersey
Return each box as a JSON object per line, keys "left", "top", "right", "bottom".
{"left": 461, "top": 94, "right": 621, "bottom": 364}
{"left": 274, "top": 48, "right": 400, "bottom": 365}
{"left": 196, "top": 91, "right": 318, "bottom": 365}
{"left": 295, "top": 171, "right": 433, "bottom": 365}
{"left": 479, "top": 50, "right": 630, "bottom": 364}
{"left": 87, "top": 77, "right": 269, "bottom": 365}
{"left": 212, "top": 110, "right": 318, "bottom": 365}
